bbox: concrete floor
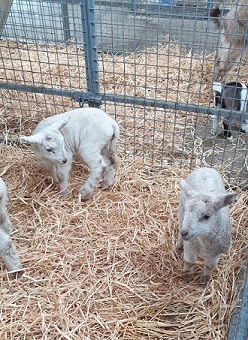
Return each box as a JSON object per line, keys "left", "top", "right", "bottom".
{"left": 2, "top": 0, "right": 219, "bottom": 54}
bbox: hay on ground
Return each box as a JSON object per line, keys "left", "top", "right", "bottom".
{"left": 0, "top": 144, "right": 247, "bottom": 339}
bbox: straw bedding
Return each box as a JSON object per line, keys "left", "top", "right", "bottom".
{"left": 0, "top": 41, "right": 247, "bottom": 339}
{"left": 0, "top": 143, "right": 247, "bottom": 339}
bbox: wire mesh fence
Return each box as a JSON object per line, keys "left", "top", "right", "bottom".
{"left": 0, "top": 0, "right": 247, "bottom": 187}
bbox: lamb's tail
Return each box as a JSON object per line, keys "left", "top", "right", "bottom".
{"left": 108, "top": 121, "right": 120, "bottom": 164}
{"left": 210, "top": 7, "right": 221, "bottom": 28}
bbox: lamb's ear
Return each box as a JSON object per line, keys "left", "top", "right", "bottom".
{"left": 180, "top": 180, "right": 198, "bottom": 198}
{"left": 19, "top": 134, "right": 42, "bottom": 145}
{"left": 214, "top": 193, "right": 237, "bottom": 211}
{"left": 52, "top": 117, "right": 70, "bottom": 131}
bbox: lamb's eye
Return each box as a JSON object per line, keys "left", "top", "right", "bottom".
{"left": 203, "top": 215, "right": 210, "bottom": 220}
{"left": 46, "top": 148, "right": 53, "bottom": 153}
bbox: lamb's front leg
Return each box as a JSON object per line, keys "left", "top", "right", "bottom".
{"left": 223, "top": 120, "right": 233, "bottom": 141}
{"left": 177, "top": 201, "right": 184, "bottom": 255}
{"left": 42, "top": 159, "right": 59, "bottom": 184}
{"left": 182, "top": 243, "right": 197, "bottom": 282}
{"left": 79, "top": 153, "right": 106, "bottom": 202}
{"left": 0, "top": 230, "right": 22, "bottom": 272}
{"left": 0, "top": 213, "right": 12, "bottom": 235}
{"left": 202, "top": 256, "right": 219, "bottom": 283}
{"left": 55, "top": 154, "right": 73, "bottom": 197}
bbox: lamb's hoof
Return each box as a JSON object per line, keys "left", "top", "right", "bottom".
{"left": 78, "top": 193, "right": 91, "bottom": 203}
{"left": 8, "top": 267, "right": 24, "bottom": 278}
{"left": 100, "top": 182, "right": 112, "bottom": 190}
{"left": 182, "top": 271, "right": 193, "bottom": 283}
{"left": 200, "top": 272, "right": 211, "bottom": 284}
{"left": 59, "top": 188, "right": 70, "bottom": 198}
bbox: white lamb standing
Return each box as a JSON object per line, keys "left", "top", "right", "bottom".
{"left": 176, "top": 167, "right": 237, "bottom": 282}
{"left": 20, "top": 108, "right": 120, "bottom": 202}
{"left": 0, "top": 177, "right": 22, "bottom": 273}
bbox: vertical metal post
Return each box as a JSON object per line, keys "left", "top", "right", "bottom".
{"left": 81, "top": 0, "right": 100, "bottom": 107}
{"left": 61, "top": 2, "right": 71, "bottom": 42}
{"left": 0, "top": 0, "right": 14, "bottom": 36}
{"left": 130, "top": 0, "right": 136, "bottom": 13}
{"left": 206, "top": 0, "right": 213, "bottom": 11}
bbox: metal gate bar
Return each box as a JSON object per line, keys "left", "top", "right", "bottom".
{"left": 1, "top": 81, "right": 248, "bottom": 121}
{"left": 80, "top": 0, "right": 100, "bottom": 107}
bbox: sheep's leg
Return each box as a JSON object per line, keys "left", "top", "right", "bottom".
{"left": 223, "top": 121, "right": 233, "bottom": 140}
{"left": 79, "top": 151, "right": 106, "bottom": 202}
{"left": 241, "top": 120, "right": 248, "bottom": 133}
{"left": 101, "top": 165, "right": 116, "bottom": 189}
{"left": 55, "top": 153, "right": 73, "bottom": 197}
{"left": 201, "top": 256, "right": 219, "bottom": 283}
{"left": 0, "top": 213, "right": 12, "bottom": 235}
{"left": 182, "top": 243, "right": 197, "bottom": 282}
{"left": 43, "top": 160, "right": 59, "bottom": 183}
{"left": 211, "top": 114, "right": 220, "bottom": 135}
{"left": 100, "top": 146, "right": 117, "bottom": 189}
{"left": 0, "top": 230, "right": 22, "bottom": 272}
{"left": 182, "top": 261, "right": 195, "bottom": 283}
{"left": 177, "top": 200, "right": 184, "bottom": 255}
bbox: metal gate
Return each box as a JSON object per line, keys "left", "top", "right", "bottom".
{"left": 0, "top": 0, "right": 247, "bottom": 186}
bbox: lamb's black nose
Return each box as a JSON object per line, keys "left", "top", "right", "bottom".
{"left": 63, "top": 159, "right": 67, "bottom": 164}
{"left": 181, "top": 230, "right": 188, "bottom": 237}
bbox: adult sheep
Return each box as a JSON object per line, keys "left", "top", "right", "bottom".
{"left": 0, "top": 177, "right": 22, "bottom": 273}
{"left": 211, "top": 1, "right": 248, "bottom": 80}
{"left": 176, "top": 167, "right": 237, "bottom": 283}
{"left": 20, "top": 108, "right": 120, "bottom": 202}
